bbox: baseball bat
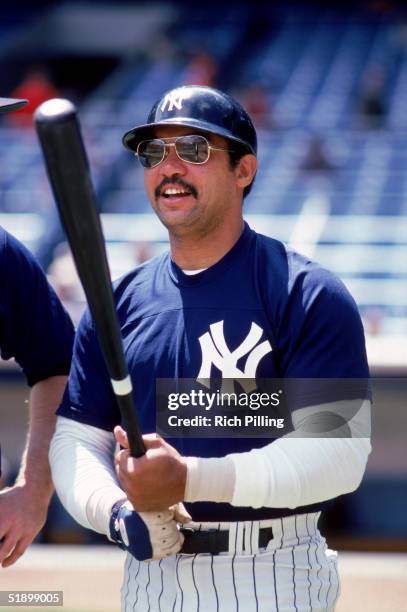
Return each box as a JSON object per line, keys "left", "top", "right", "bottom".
{"left": 34, "top": 98, "right": 145, "bottom": 458}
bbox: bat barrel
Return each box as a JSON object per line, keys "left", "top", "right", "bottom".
{"left": 35, "top": 99, "right": 145, "bottom": 457}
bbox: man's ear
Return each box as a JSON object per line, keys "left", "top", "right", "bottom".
{"left": 235, "top": 154, "right": 257, "bottom": 189}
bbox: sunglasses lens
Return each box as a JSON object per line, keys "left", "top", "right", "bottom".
{"left": 137, "top": 135, "right": 210, "bottom": 167}
{"left": 176, "top": 135, "right": 209, "bottom": 163}
{"left": 137, "top": 140, "right": 165, "bottom": 168}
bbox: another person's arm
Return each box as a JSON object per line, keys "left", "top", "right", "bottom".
{"left": 0, "top": 229, "right": 74, "bottom": 568}
{"left": 0, "top": 376, "right": 67, "bottom": 567}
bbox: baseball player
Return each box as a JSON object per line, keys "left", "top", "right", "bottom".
{"left": 0, "top": 96, "right": 75, "bottom": 568}
{"left": 50, "top": 86, "right": 371, "bottom": 611}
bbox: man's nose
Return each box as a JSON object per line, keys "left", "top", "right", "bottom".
{"left": 159, "top": 144, "right": 187, "bottom": 175}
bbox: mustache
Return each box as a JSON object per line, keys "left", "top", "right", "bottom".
{"left": 155, "top": 176, "right": 198, "bottom": 199}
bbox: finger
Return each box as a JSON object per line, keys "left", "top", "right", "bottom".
{"left": 115, "top": 447, "right": 130, "bottom": 464}
{"left": 125, "top": 455, "right": 138, "bottom": 475}
{"left": 143, "top": 433, "right": 157, "bottom": 441}
{"left": 0, "top": 534, "right": 16, "bottom": 564}
{"left": 1, "top": 539, "right": 28, "bottom": 568}
{"left": 143, "top": 433, "right": 162, "bottom": 444}
{"left": 115, "top": 449, "right": 130, "bottom": 482}
{"left": 142, "top": 434, "right": 162, "bottom": 449}
{"left": 114, "top": 426, "right": 129, "bottom": 448}
{"left": 173, "top": 503, "right": 192, "bottom": 524}
{"left": 116, "top": 449, "right": 139, "bottom": 479}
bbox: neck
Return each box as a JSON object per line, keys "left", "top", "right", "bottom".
{"left": 169, "top": 217, "right": 244, "bottom": 270}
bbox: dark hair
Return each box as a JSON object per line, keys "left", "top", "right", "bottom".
{"left": 228, "top": 145, "right": 256, "bottom": 199}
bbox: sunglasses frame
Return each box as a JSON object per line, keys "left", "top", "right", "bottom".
{"left": 135, "top": 134, "right": 234, "bottom": 168}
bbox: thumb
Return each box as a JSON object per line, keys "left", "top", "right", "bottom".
{"left": 172, "top": 503, "right": 192, "bottom": 524}
{"left": 114, "top": 425, "right": 129, "bottom": 449}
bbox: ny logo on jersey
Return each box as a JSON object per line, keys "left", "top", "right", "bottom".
{"left": 160, "top": 90, "right": 187, "bottom": 112}
{"left": 197, "top": 320, "right": 272, "bottom": 392}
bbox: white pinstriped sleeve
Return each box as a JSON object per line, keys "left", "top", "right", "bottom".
{"left": 49, "top": 416, "right": 126, "bottom": 534}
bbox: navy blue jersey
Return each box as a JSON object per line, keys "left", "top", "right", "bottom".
{"left": 59, "top": 223, "right": 369, "bottom": 520}
{"left": 0, "top": 227, "right": 74, "bottom": 386}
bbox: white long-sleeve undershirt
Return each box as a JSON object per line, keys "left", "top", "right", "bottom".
{"left": 50, "top": 399, "right": 371, "bottom": 533}
{"left": 49, "top": 417, "right": 124, "bottom": 534}
{"left": 186, "top": 399, "right": 372, "bottom": 507}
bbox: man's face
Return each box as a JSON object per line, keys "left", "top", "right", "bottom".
{"left": 142, "top": 126, "right": 256, "bottom": 238}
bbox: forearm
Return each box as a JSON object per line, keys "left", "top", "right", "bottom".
{"left": 229, "top": 435, "right": 371, "bottom": 508}
{"left": 16, "top": 375, "right": 68, "bottom": 499}
{"left": 185, "top": 399, "right": 371, "bottom": 509}
{"left": 49, "top": 417, "right": 126, "bottom": 534}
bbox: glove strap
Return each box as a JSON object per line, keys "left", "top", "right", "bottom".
{"left": 109, "top": 498, "right": 127, "bottom": 547}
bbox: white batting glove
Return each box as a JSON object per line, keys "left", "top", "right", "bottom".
{"left": 109, "top": 500, "right": 191, "bottom": 561}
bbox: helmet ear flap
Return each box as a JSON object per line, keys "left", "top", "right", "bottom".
{"left": 122, "top": 85, "right": 257, "bottom": 158}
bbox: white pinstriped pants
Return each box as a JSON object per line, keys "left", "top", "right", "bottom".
{"left": 120, "top": 512, "right": 340, "bottom": 612}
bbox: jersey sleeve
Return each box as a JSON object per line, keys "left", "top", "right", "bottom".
{"left": 0, "top": 230, "right": 74, "bottom": 385}
{"left": 275, "top": 256, "right": 370, "bottom": 411}
{"left": 57, "top": 308, "right": 121, "bottom": 431}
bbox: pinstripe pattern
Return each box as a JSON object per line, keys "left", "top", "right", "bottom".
{"left": 120, "top": 512, "right": 340, "bottom": 612}
{"left": 251, "top": 521, "right": 259, "bottom": 555}
{"left": 232, "top": 526, "right": 239, "bottom": 612}
{"left": 133, "top": 560, "right": 141, "bottom": 611}
{"left": 273, "top": 518, "right": 285, "bottom": 612}
{"left": 292, "top": 515, "right": 298, "bottom": 612}
{"left": 175, "top": 555, "right": 183, "bottom": 612}
{"left": 272, "top": 550, "right": 279, "bottom": 611}
{"left": 121, "top": 554, "right": 132, "bottom": 610}
{"left": 291, "top": 545, "right": 297, "bottom": 611}
{"left": 326, "top": 562, "right": 333, "bottom": 607}
{"left": 145, "top": 561, "right": 151, "bottom": 612}
{"left": 325, "top": 549, "right": 333, "bottom": 608}
{"left": 252, "top": 554, "right": 259, "bottom": 611}
{"left": 191, "top": 554, "right": 199, "bottom": 610}
{"left": 210, "top": 554, "right": 219, "bottom": 612}
{"left": 304, "top": 516, "right": 312, "bottom": 610}
{"left": 170, "top": 562, "right": 177, "bottom": 612}
{"left": 306, "top": 514, "right": 321, "bottom": 605}
{"left": 158, "top": 559, "right": 164, "bottom": 612}
{"left": 314, "top": 514, "right": 324, "bottom": 607}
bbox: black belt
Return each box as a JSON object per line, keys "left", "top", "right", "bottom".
{"left": 179, "top": 526, "right": 274, "bottom": 555}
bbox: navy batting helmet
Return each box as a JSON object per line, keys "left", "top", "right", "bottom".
{"left": 122, "top": 85, "right": 257, "bottom": 156}
{"left": 0, "top": 98, "right": 27, "bottom": 113}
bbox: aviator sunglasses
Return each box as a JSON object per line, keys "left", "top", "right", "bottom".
{"left": 135, "top": 134, "right": 234, "bottom": 168}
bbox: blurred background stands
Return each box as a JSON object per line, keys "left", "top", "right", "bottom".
{"left": 0, "top": 0, "right": 406, "bottom": 553}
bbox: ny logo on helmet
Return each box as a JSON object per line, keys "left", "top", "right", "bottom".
{"left": 160, "top": 90, "right": 187, "bottom": 112}
{"left": 197, "top": 320, "right": 272, "bottom": 393}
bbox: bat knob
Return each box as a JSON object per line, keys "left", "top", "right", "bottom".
{"left": 34, "top": 98, "right": 77, "bottom": 124}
